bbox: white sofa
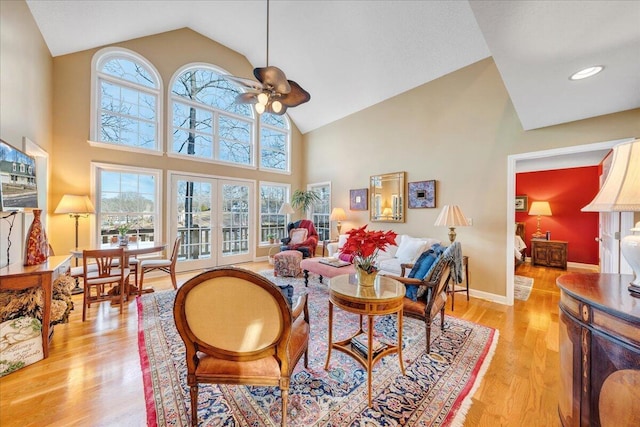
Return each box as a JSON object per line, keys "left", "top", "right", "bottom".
{"left": 326, "top": 234, "right": 440, "bottom": 277}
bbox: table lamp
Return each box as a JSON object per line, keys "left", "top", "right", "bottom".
{"left": 528, "top": 201, "right": 552, "bottom": 238}
{"left": 582, "top": 139, "right": 640, "bottom": 296}
{"left": 330, "top": 207, "right": 347, "bottom": 235}
{"left": 434, "top": 205, "right": 470, "bottom": 243}
{"left": 55, "top": 194, "right": 95, "bottom": 294}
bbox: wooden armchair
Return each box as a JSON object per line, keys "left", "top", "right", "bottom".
{"left": 385, "top": 243, "right": 459, "bottom": 353}
{"left": 173, "top": 267, "right": 310, "bottom": 427}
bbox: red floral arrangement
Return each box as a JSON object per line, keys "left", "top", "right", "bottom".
{"left": 341, "top": 225, "right": 397, "bottom": 273}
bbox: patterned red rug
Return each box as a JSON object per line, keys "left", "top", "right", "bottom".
{"left": 137, "top": 271, "right": 498, "bottom": 426}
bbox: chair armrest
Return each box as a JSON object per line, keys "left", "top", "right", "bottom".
{"left": 291, "top": 292, "right": 308, "bottom": 320}
{"left": 281, "top": 237, "right": 291, "bottom": 245}
{"left": 400, "top": 263, "right": 414, "bottom": 277}
{"left": 326, "top": 241, "right": 340, "bottom": 257}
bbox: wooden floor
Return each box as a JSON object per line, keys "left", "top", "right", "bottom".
{"left": 0, "top": 261, "right": 594, "bottom": 426}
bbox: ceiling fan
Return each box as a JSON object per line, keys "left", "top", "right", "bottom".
{"left": 226, "top": 0, "right": 310, "bottom": 115}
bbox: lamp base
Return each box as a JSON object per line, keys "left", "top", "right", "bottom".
{"left": 531, "top": 231, "right": 545, "bottom": 239}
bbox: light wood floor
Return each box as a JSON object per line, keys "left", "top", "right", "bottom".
{"left": 0, "top": 261, "right": 593, "bottom": 426}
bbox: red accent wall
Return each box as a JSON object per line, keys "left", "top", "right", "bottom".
{"left": 516, "top": 166, "right": 599, "bottom": 265}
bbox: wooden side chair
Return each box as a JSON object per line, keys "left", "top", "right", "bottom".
{"left": 173, "top": 267, "right": 310, "bottom": 427}
{"left": 385, "top": 242, "right": 459, "bottom": 353}
{"left": 139, "top": 237, "right": 181, "bottom": 290}
{"left": 81, "top": 247, "right": 130, "bottom": 321}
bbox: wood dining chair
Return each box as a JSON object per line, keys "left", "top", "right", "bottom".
{"left": 81, "top": 247, "right": 130, "bottom": 321}
{"left": 139, "top": 236, "right": 181, "bottom": 291}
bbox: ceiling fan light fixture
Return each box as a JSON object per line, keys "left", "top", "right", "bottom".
{"left": 271, "top": 100, "right": 283, "bottom": 113}
{"left": 257, "top": 92, "right": 269, "bottom": 105}
{"left": 255, "top": 103, "right": 266, "bottom": 114}
{"left": 569, "top": 65, "right": 604, "bottom": 80}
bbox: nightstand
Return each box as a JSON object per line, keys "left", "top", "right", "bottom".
{"left": 531, "top": 239, "right": 567, "bottom": 269}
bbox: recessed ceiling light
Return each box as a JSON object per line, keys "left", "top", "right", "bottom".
{"left": 569, "top": 66, "right": 604, "bottom": 81}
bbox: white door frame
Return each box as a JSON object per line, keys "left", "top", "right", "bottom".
{"left": 505, "top": 138, "right": 633, "bottom": 305}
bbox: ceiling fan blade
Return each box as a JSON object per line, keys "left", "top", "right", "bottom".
{"left": 235, "top": 93, "right": 258, "bottom": 104}
{"left": 225, "top": 74, "right": 264, "bottom": 91}
{"left": 278, "top": 80, "right": 311, "bottom": 108}
{"left": 254, "top": 66, "right": 291, "bottom": 94}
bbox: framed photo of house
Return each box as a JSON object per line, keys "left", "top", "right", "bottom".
{"left": 350, "top": 188, "right": 368, "bottom": 210}
{"left": 408, "top": 180, "right": 436, "bottom": 208}
{"left": 515, "top": 195, "right": 528, "bottom": 212}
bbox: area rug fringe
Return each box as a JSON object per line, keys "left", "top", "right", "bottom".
{"left": 447, "top": 329, "right": 500, "bottom": 426}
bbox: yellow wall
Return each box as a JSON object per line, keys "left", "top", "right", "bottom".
{"left": 48, "top": 28, "right": 304, "bottom": 259}
{"left": 0, "top": 0, "right": 53, "bottom": 267}
{"left": 304, "top": 58, "right": 640, "bottom": 298}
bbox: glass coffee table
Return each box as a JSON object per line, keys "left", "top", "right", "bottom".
{"left": 324, "top": 273, "right": 406, "bottom": 407}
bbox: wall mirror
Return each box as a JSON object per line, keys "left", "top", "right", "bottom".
{"left": 370, "top": 171, "right": 405, "bottom": 223}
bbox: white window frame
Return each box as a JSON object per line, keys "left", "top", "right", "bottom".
{"left": 90, "top": 162, "right": 163, "bottom": 248}
{"left": 167, "top": 63, "right": 256, "bottom": 167}
{"left": 89, "top": 47, "right": 163, "bottom": 155}
{"left": 258, "top": 182, "right": 291, "bottom": 246}
{"left": 259, "top": 114, "right": 291, "bottom": 174}
{"left": 308, "top": 181, "right": 332, "bottom": 242}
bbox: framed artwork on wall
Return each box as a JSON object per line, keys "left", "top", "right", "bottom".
{"left": 350, "top": 188, "right": 368, "bottom": 210}
{"left": 515, "top": 195, "right": 528, "bottom": 212}
{"left": 408, "top": 180, "right": 436, "bottom": 208}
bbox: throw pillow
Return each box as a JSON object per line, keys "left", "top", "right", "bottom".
{"left": 289, "top": 228, "right": 308, "bottom": 245}
{"left": 395, "top": 237, "right": 428, "bottom": 262}
{"left": 407, "top": 250, "right": 438, "bottom": 279}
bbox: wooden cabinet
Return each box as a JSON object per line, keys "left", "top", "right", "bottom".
{"left": 557, "top": 273, "right": 640, "bottom": 427}
{"left": 0, "top": 255, "right": 71, "bottom": 358}
{"left": 532, "top": 239, "right": 567, "bottom": 269}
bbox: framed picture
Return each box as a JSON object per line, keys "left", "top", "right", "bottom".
{"left": 515, "top": 195, "right": 528, "bottom": 212}
{"left": 408, "top": 180, "right": 436, "bottom": 208}
{"left": 350, "top": 188, "right": 368, "bottom": 210}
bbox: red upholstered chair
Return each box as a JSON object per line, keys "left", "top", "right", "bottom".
{"left": 280, "top": 220, "right": 318, "bottom": 258}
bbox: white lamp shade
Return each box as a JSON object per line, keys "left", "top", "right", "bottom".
{"left": 54, "top": 194, "right": 95, "bottom": 214}
{"left": 278, "top": 202, "right": 295, "bottom": 215}
{"left": 582, "top": 139, "right": 640, "bottom": 212}
{"left": 330, "top": 207, "right": 346, "bottom": 221}
{"left": 434, "top": 205, "right": 470, "bottom": 227}
{"left": 528, "top": 201, "right": 552, "bottom": 216}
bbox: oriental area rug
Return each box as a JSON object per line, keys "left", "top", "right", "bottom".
{"left": 137, "top": 271, "right": 498, "bottom": 426}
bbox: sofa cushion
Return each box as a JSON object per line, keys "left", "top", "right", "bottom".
{"left": 408, "top": 249, "right": 439, "bottom": 280}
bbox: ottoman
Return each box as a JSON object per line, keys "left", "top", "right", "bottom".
{"left": 299, "top": 257, "right": 356, "bottom": 286}
{"left": 274, "top": 250, "right": 303, "bottom": 277}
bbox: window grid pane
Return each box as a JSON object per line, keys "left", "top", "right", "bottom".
{"left": 259, "top": 185, "right": 287, "bottom": 243}
{"left": 311, "top": 184, "right": 331, "bottom": 241}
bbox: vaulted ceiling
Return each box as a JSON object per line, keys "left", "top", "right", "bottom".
{"left": 26, "top": 0, "right": 640, "bottom": 135}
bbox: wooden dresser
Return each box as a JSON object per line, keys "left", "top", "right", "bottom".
{"left": 0, "top": 255, "right": 71, "bottom": 358}
{"left": 556, "top": 273, "right": 640, "bottom": 427}
{"left": 532, "top": 239, "right": 567, "bottom": 269}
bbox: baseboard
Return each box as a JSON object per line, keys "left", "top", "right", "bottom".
{"left": 567, "top": 261, "right": 599, "bottom": 271}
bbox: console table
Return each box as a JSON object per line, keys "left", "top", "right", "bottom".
{"left": 556, "top": 273, "right": 640, "bottom": 426}
{"left": 0, "top": 255, "right": 71, "bottom": 358}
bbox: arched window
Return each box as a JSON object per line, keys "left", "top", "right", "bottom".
{"left": 170, "top": 66, "right": 253, "bottom": 165}
{"left": 260, "top": 114, "right": 290, "bottom": 172}
{"left": 169, "top": 65, "right": 290, "bottom": 170}
{"left": 91, "top": 48, "right": 162, "bottom": 152}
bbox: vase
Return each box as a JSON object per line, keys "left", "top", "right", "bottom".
{"left": 119, "top": 235, "right": 129, "bottom": 246}
{"left": 356, "top": 266, "right": 378, "bottom": 287}
{"left": 24, "top": 209, "right": 49, "bottom": 266}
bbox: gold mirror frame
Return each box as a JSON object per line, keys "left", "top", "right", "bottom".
{"left": 370, "top": 172, "right": 405, "bottom": 223}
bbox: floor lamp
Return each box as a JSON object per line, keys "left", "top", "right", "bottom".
{"left": 55, "top": 194, "right": 95, "bottom": 294}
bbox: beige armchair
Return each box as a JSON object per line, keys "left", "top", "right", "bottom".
{"left": 173, "top": 267, "right": 310, "bottom": 427}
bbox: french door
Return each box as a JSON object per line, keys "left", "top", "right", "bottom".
{"left": 170, "top": 173, "right": 253, "bottom": 271}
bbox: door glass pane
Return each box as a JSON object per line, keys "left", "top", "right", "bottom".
{"left": 176, "top": 179, "right": 212, "bottom": 261}
{"left": 221, "top": 184, "right": 249, "bottom": 256}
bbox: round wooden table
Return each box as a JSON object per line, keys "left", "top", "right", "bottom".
{"left": 324, "top": 273, "right": 406, "bottom": 407}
